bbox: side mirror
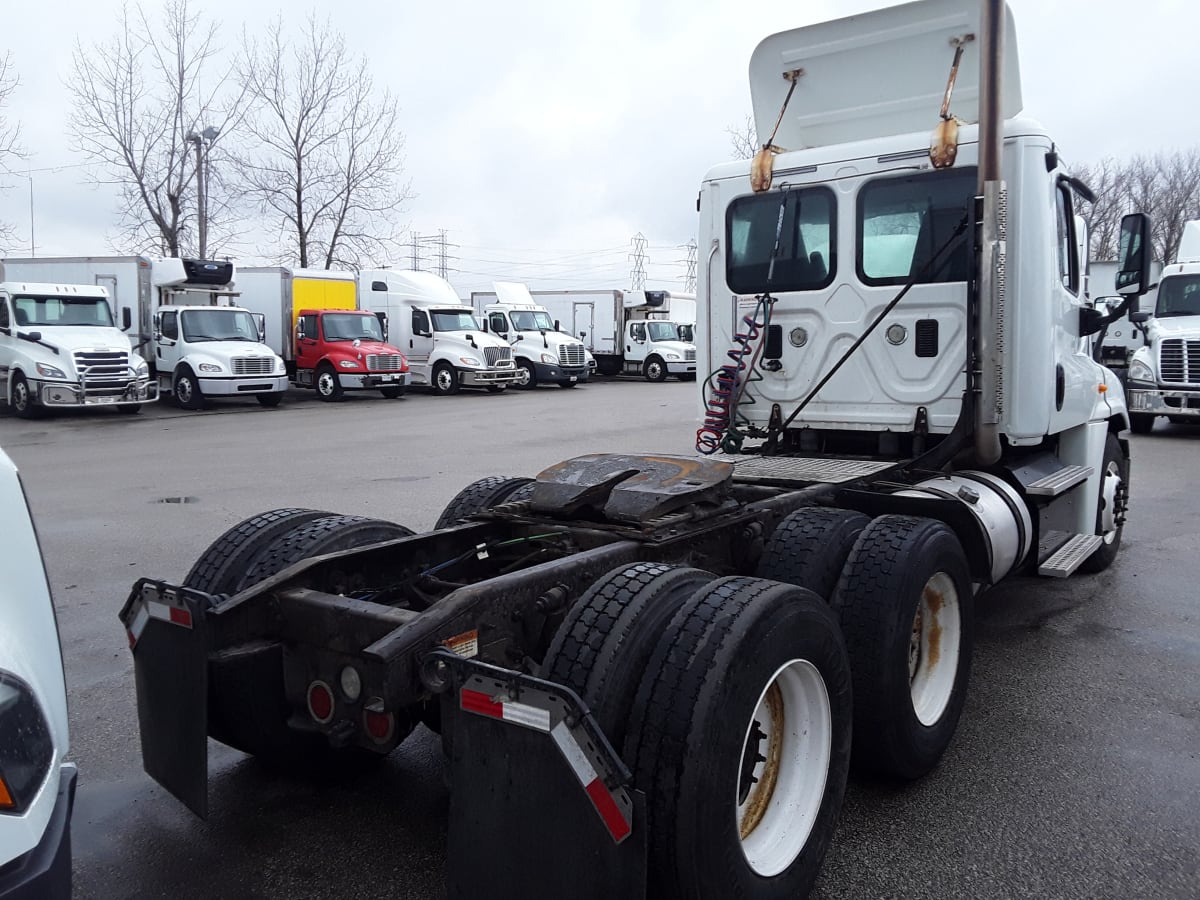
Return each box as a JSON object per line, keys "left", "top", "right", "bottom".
{"left": 122, "top": 307, "right": 133, "bottom": 330}
{"left": 1079, "top": 307, "right": 1106, "bottom": 337}
{"left": 554, "top": 319, "right": 561, "bottom": 332}
{"left": 1130, "top": 310, "right": 1151, "bottom": 324}
{"left": 1116, "top": 213, "right": 1153, "bottom": 296}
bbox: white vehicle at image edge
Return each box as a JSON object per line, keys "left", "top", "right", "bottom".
{"left": 0, "top": 282, "right": 155, "bottom": 418}
{"left": 1124, "top": 220, "right": 1200, "bottom": 433}
{"left": 0, "top": 449, "right": 76, "bottom": 899}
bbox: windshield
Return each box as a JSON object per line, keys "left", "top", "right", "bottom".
{"left": 510, "top": 310, "right": 555, "bottom": 331}
{"left": 1154, "top": 274, "right": 1200, "bottom": 317}
{"left": 322, "top": 313, "right": 384, "bottom": 342}
{"left": 647, "top": 321, "right": 683, "bottom": 342}
{"left": 13, "top": 295, "right": 114, "bottom": 328}
{"left": 180, "top": 308, "right": 261, "bottom": 342}
{"left": 430, "top": 310, "right": 480, "bottom": 332}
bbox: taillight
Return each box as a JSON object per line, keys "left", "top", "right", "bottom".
{"left": 307, "top": 681, "right": 335, "bottom": 724}
{"left": 0, "top": 672, "right": 54, "bottom": 815}
{"left": 363, "top": 705, "right": 395, "bottom": 744}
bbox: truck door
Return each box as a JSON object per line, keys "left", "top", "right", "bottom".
{"left": 155, "top": 309, "right": 182, "bottom": 372}
{"left": 626, "top": 321, "right": 648, "bottom": 364}
{"left": 573, "top": 303, "right": 593, "bottom": 348}
{"left": 295, "top": 314, "right": 318, "bottom": 378}
{"left": 410, "top": 309, "right": 434, "bottom": 363}
{"left": 0, "top": 296, "right": 11, "bottom": 398}
{"left": 488, "top": 311, "right": 509, "bottom": 338}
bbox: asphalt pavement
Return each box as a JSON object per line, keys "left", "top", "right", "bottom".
{"left": 1, "top": 379, "right": 1197, "bottom": 899}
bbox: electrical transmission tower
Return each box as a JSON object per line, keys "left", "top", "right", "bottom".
{"left": 406, "top": 230, "right": 459, "bottom": 276}
{"left": 629, "top": 232, "right": 648, "bottom": 290}
{"left": 681, "top": 239, "right": 698, "bottom": 292}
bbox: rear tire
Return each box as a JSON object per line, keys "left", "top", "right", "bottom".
{"left": 625, "top": 576, "right": 852, "bottom": 899}
{"left": 831, "top": 515, "right": 973, "bottom": 779}
{"left": 257, "top": 392, "right": 283, "bottom": 408}
{"left": 117, "top": 403, "right": 143, "bottom": 415}
{"left": 541, "top": 562, "right": 715, "bottom": 747}
{"left": 557, "top": 380, "right": 577, "bottom": 388}
{"left": 434, "top": 476, "right": 533, "bottom": 528}
{"left": 184, "top": 508, "right": 333, "bottom": 595}
{"left": 380, "top": 386, "right": 406, "bottom": 399}
{"left": 756, "top": 508, "right": 870, "bottom": 600}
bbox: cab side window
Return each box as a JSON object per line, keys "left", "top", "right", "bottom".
{"left": 160, "top": 310, "right": 179, "bottom": 340}
{"left": 0, "top": 301, "right": 9, "bottom": 329}
{"left": 489, "top": 312, "right": 508, "bottom": 335}
{"left": 297, "top": 316, "right": 317, "bottom": 340}
{"left": 1056, "top": 186, "right": 1080, "bottom": 294}
{"left": 412, "top": 310, "right": 429, "bottom": 335}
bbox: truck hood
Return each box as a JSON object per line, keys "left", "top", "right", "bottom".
{"left": 510, "top": 331, "right": 584, "bottom": 350}
{"left": 14, "top": 325, "right": 133, "bottom": 355}
{"left": 438, "top": 331, "right": 509, "bottom": 349}
{"left": 1147, "top": 316, "right": 1200, "bottom": 340}
{"left": 651, "top": 340, "right": 695, "bottom": 355}
{"left": 325, "top": 339, "right": 405, "bottom": 356}
{"left": 188, "top": 341, "right": 281, "bottom": 363}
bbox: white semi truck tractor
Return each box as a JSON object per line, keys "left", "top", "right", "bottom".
{"left": 118, "top": 2, "right": 1152, "bottom": 898}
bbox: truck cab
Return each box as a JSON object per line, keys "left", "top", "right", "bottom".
{"left": 293, "top": 308, "right": 409, "bottom": 401}
{"left": 477, "top": 282, "right": 589, "bottom": 389}
{"left": 359, "top": 270, "right": 518, "bottom": 395}
{"left": 623, "top": 315, "right": 696, "bottom": 381}
{"left": 1125, "top": 226, "right": 1200, "bottom": 433}
{"left": 0, "top": 282, "right": 154, "bottom": 418}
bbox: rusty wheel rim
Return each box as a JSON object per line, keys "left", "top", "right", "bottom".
{"left": 909, "top": 572, "right": 960, "bottom": 726}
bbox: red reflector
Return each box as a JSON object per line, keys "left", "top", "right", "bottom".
{"left": 364, "top": 710, "right": 393, "bottom": 741}
{"left": 308, "top": 681, "right": 334, "bottom": 723}
{"left": 460, "top": 688, "right": 503, "bottom": 719}
{"left": 585, "top": 778, "right": 632, "bottom": 842}
{"left": 169, "top": 606, "right": 192, "bottom": 627}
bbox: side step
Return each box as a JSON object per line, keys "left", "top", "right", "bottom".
{"left": 708, "top": 454, "right": 897, "bottom": 485}
{"left": 1025, "top": 464, "right": 1093, "bottom": 497}
{"left": 1037, "top": 533, "right": 1103, "bottom": 577}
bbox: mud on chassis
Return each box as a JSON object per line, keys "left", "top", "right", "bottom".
{"left": 118, "top": 436, "right": 1104, "bottom": 899}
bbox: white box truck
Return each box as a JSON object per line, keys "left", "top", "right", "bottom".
{"left": 359, "top": 270, "right": 518, "bottom": 394}
{"left": 468, "top": 282, "right": 590, "bottom": 389}
{"left": 0, "top": 257, "right": 288, "bottom": 409}
{"left": 524, "top": 288, "right": 697, "bottom": 381}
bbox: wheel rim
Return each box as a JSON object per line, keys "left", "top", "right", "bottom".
{"left": 736, "top": 659, "right": 831, "bottom": 877}
{"left": 1099, "top": 459, "right": 1123, "bottom": 543}
{"left": 647, "top": 361, "right": 663, "bottom": 379}
{"left": 436, "top": 368, "right": 453, "bottom": 391}
{"left": 909, "top": 572, "right": 961, "bottom": 726}
{"left": 177, "top": 377, "right": 193, "bottom": 403}
{"left": 13, "top": 379, "right": 29, "bottom": 410}
{"left": 515, "top": 365, "right": 532, "bottom": 387}
{"left": 317, "top": 372, "right": 335, "bottom": 396}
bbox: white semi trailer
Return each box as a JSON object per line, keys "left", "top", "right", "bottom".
{"left": 119, "top": 2, "right": 1152, "bottom": 898}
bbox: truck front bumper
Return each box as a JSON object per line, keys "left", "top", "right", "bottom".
{"left": 666, "top": 360, "right": 697, "bottom": 375}
{"left": 0, "top": 764, "right": 76, "bottom": 900}
{"left": 533, "top": 362, "right": 590, "bottom": 384}
{"left": 198, "top": 375, "right": 290, "bottom": 396}
{"left": 37, "top": 378, "right": 157, "bottom": 408}
{"left": 337, "top": 372, "right": 409, "bottom": 390}
{"left": 1127, "top": 386, "right": 1200, "bottom": 418}
{"left": 461, "top": 367, "right": 520, "bottom": 387}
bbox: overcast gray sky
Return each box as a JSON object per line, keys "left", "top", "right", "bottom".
{"left": 0, "top": 0, "right": 1195, "bottom": 295}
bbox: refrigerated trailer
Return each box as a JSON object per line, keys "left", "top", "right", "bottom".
{"left": 119, "top": 2, "right": 1152, "bottom": 897}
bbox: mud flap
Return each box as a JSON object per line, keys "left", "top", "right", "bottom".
{"left": 429, "top": 653, "right": 647, "bottom": 900}
{"left": 120, "top": 581, "right": 210, "bottom": 819}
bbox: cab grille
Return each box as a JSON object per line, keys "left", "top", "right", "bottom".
{"left": 484, "top": 346, "right": 513, "bottom": 367}
{"left": 232, "top": 356, "right": 276, "bottom": 376}
{"left": 366, "top": 354, "right": 405, "bottom": 371}
{"left": 1159, "top": 339, "right": 1200, "bottom": 385}
{"left": 559, "top": 344, "right": 585, "bottom": 367}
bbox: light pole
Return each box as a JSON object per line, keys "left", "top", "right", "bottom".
{"left": 185, "top": 125, "right": 219, "bottom": 258}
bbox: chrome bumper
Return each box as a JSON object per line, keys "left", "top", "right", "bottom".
{"left": 1127, "top": 386, "right": 1200, "bottom": 417}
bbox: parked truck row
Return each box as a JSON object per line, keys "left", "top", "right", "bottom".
{"left": 114, "top": 2, "right": 1155, "bottom": 898}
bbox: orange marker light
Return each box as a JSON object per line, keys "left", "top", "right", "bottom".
{"left": 0, "top": 774, "right": 14, "bottom": 809}
{"left": 1098, "top": 384, "right": 1108, "bottom": 393}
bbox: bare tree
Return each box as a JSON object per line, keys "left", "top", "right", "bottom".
{"left": 1073, "top": 156, "right": 1127, "bottom": 261}
{"left": 727, "top": 113, "right": 758, "bottom": 161}
{"left": 67, "top": 0, "right": 241, "bottom": 257}
{"left": 234, "top": 16, "right": 410, "bottom": 270}
{"left": 0, "top": 51, "right": 26, "bottom": 249}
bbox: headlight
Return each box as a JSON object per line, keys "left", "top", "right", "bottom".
{"left": 0, "top": 672, "right": 54, "bottom": 816}
{"left": 663, "top": 353, "right": 681, "bottom": 361}
{"left": 197, "top": 362, "right": 222, "bottom": 373}
{"left": 338, "top": 360, "right": 361, "bottom": 369}
{"left": 459, "top": 356, "right": 481, "bottom": 366}
{"left": 540, "top": 353, "right": 557, "bottom": 364}
{"left": 276, "top": 358, "right": 287, "bottom": 373}
{"left": 1128, "top": 359, "right": 1154, "bottom": 383}
{"left": 132, "top": 357, "right": 149, "bottom": 376}
{"left": 35, "top": 362, "right": 67, "bottom": 378}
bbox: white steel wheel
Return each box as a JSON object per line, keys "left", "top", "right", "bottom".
{"left": 908, "top": 572, "right": 961, "bottom": 727}
{"left": 1098, "top": 457, "right": 1122, "bottom": 543}
{"left": 736, "top": 658, "right": 832, "bottom": 877}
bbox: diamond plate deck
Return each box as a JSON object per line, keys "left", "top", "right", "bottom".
{"left": 708, "top": 454, "right": 896, "bottom": 485}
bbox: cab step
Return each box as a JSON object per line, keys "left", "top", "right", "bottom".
{"left": 710, "top": 454, "right": 897, "bottom": 485}
{"left": 1037, "top": 533, "right": 1103, "bottom": 577}
{"left": 1025, "top": 464, "right": 1093, "bottom": 497}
